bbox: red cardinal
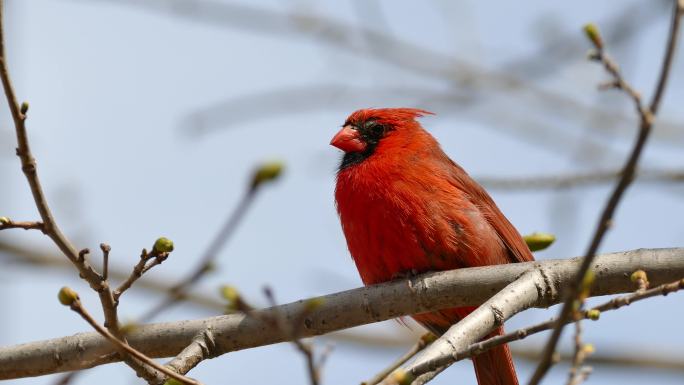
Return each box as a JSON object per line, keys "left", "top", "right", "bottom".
{"left": 332, "top": 108, "right": 533, "bottom": 385}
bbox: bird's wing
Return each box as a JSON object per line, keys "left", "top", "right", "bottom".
{"left": 444, "top": 158, "right": 534, "bottom": 263}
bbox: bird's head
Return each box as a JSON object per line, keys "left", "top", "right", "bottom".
{"left": 330, "top": 108, "right": 433, "bottom": 165}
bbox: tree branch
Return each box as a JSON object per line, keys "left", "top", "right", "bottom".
{"left": 165, "top": 327, "right": 218, "bottom": 377}
{"left": 530, "top": 3, "right": 683, "bottom": 383}
{"left": 0, "top": 3, "right": 173, "bottom": 382}
{"left": 0, "top": 218, "right": 45, "bottom": 232}
{"left": 392, "top": 276, "right": 683, "bottom": 384}
{"left": 59, "top": 289, "right": 202, "bottom": 385}
{"left": 1, "top": 248, "right": 683, "bottom": 380}
{"left": 395, "top": 270, "right": 550, "bottom": 383}
{"left": 363, "top": 333, "right": 435, "bottom": 385}
{"left": 477, "top": 168, "right": 684, "bottom": 190}
{"left": 0, "top": 240, "right": 227, "bottom": 311}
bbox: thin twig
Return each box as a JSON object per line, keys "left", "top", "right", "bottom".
{"left": 0, "top": 218, "right": 45, "bottom": 232}
{"left": 0, "top": 239, "right": 226, "bottom": 310}
{"left": 513, "top": 348, "right": 684, "bottom": 373}
{"left": 52, "top": 372, "right": 78, "bottom": 385}
{"left": 66, "top": 297, "right": 202, "bottom": 385}
{"left": 565, "top": 319, "right": 590, "bottom": 385}
{"left": 363, "top": 333, "right": 435, "bottom": 385}
{"left": 263, "top": 287, "right": 327, "bottom": 385}
{"left": 114, "top": 248, "right": 169, "bottom": 302}
{"left": 477, "top": 168, "right": 684, "bottom": 190}
{"left": 529, "top": 4, "right": 683, "bottom": 384}
{"left": 0, "top": 0, "right": 101, "bottom": 323}
{"left": 0, "top": 3, "right": 164, "bottom": 382}
{"left": 293, "top": 339, "right": 321, "bottom": 385}
{"left": 403, "top": 276, "right": 684, "bottom": 383}
{"left": 101, "top": 243, "right": 111, "bottom": 282}
{"left": 396, "top": 270, "right": 549, "bottom": 382}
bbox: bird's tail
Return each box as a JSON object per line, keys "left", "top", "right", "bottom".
{"left": 471, "top": 327, "right": 518, "bottom": 385}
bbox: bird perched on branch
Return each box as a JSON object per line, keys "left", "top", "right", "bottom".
{"left": 332, "top": 108, "right": 533, "bottom": 385}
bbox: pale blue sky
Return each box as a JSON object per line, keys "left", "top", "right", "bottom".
{"left": 1, "top": 1, "right": 683, "bottom": 384}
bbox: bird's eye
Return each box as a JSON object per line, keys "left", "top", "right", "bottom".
{"left": 364, "top": 120, "right": 385, "bottom": 136}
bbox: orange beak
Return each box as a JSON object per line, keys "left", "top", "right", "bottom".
{"left": 330, "top": 125, "right": 367, "bottom": 153}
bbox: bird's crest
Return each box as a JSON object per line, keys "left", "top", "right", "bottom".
{"left": 345, "top": 108, "right": 434, "bottom": 128}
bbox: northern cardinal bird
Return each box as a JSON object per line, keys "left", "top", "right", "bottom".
{"left": 331, "top": 108, "right": 533, "bottom": 385}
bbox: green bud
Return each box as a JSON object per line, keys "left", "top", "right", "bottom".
{"left": 120, "top": 321, "right": 139, "bottom": 335}
{"left": 583, "top": 23, "right": 603, "bottom": 49}
{"left": 58, "top": 286, "right": 79, "bottom": 306}
{"left": 152, "top": 237, "right": 174, "bottom": 254}
{"left": 390, "top": 369, "right": 415, "bottom": 385}
{"left": 578, "top": 269, "right": 595, "bottom": 301}
{"left": 420, "top": 332, "right": 438, "bottom": 344}
{"left": 220, "top": 285, "right": 253, "bottom": 312}
{"left": 630, "top": 270, "right": 648, "bottom": 284}
{"left": 250, "top": 161, "right": 284, "bottom": 190}
{"left": 220, "top": 285, "right": 240, "bottom": 303}
{"left": 304, "top": 297, "right": 325, "bottom": 312}
{"left": 163, "top": 379, "right": 183, "bottom": 385}
{"left": 20, "top": 101, "right": 29, "bottom": 115}
{"left": 581, "top": 269, "right": 595, "bottom": 289}
{"left": 523, "top": 232, "right": 556, "bottom": 252}
{"left": 0, "top": 217, "right": 10, "bottom": 225}
{"left": 586, "top": 309, "right": 600, "bottom": 321}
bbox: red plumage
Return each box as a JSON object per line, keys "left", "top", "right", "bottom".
{"left": 332, "top": 108, "right": 533, "bottom": 385}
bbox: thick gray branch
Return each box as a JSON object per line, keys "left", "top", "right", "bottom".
{"left": 1, "top": 248, "right": 683, "bottom": 379}
{"left": 398, "top": 270, "right": 550, "bottom": 382}
{"left": 165, "top": 327, "right": 218, "bottom": 376}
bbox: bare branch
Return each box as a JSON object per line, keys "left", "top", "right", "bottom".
{"left": 1, "top": 248, "right": 683, "bottom": 379}
{"left": 565, "top": 318, "right": 590, "bottom": 385}
{"left": 52, "top": 372, "right": 79, "bottom": 385}
{"left": 513, "top": 347, "right": 684, "bottom": 373}
{"left": 0, "top": 4, "right": 171, "bottom": 381}
{"left": 100, "top": 243, "right": 111, "bottom": 282}
{"left": 61, "top": 291, "right": 202, "bottom": 385}
{"left": 114, "top": 247, "right": 170, "bottom": 302}
{"left": 261, "top": 286, "right": 327, "bottom": 385}
{"left": 442, "top": 275, "right": 682, "bottom": 367}
{"left": 363, "top": 333, "right": 435, "bottom": 385}
{"left": 0, "top": 218, "right": 45, "bottom": 232}
{"left": 384, "top": 276, "right": 684, "bottom": 384}
{"left": 0, "top": 240, "right": 226, "bottom": 311}
{"left": 395, "top": 270, "right": 549, "bottom": 382}
{"left": 477, "top": 168, "right": 684, "bottom": 190}
{"left": 530, "top": 4, "right": 683, "bottom": 383}
{"left": 165, "top": 327, "right": 218, "bottom": 377}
